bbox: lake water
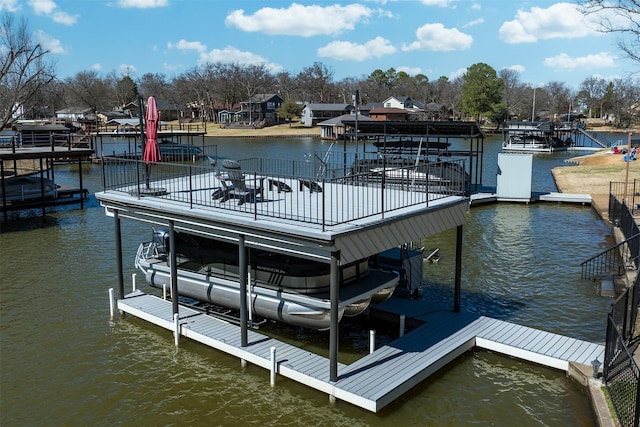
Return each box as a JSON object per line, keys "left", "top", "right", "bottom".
{"left": 0, "top": 134, "right": 617, "bottom": 426}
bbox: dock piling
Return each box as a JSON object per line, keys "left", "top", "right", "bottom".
{"left": 108, "top": 288, "right": 115, "bottom": 318}
{"left": 132, "top": 273, "right": 136, "bottom": 292}
{"left": 399, "top": 314, "right": 406, "bottom": 337}
{"left": 369, "top": 330, "right": 376, "bottom": 354}
{"left": 173, "top": 313, "right": 180, "bottom": 346}
{"left": 270, "top": 347, "right": 277, "bottom": 386}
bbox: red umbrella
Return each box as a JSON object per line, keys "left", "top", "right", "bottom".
{"left": 143, "top": 96, "right": 161, "bottom": 164}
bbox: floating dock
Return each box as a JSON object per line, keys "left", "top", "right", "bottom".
{"left": 115, "top": 289, "right": 603, "bottom": 412}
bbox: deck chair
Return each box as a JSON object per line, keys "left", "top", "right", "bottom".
{"left": 220, "top": 159, "right": 264, "bottom": 205}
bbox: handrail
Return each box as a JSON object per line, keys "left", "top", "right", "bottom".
{"left": 581, "top": 233, "right": 640, "bottom": 281}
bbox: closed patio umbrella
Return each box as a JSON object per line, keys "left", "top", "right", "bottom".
{"left": 143, "top": 96, "right": 161, "bottom": 187}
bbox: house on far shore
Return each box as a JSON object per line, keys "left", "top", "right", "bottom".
{"left": 317, "top": 113, "right": 376, "bottom": 140}
{"left": 301, "top": 103, "right": 353, "bottom": 127}
{"left": 369, "top": 107, "right": 409, "bottom": 121}
{"left": 423, "top": 102, "right": 452, "bottom": 121}
{"left": 382, "top": 96, "right": 424, "bottom": 112}
{"left": 123, "top": 99, "right": 182, "bottom": 122}
{"left": 239, "top": 93, "right": 283, "bottom": 126}
{"left": 55, "top": 107, "right": 93, "bottom": 122}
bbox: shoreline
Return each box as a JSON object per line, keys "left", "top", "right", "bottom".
{"left": 552, "top": 148, "right": 639, "bottom": 220}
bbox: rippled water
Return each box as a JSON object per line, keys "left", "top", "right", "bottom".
{"left": 1, "top": 135, "right": 614, "bottom": 426}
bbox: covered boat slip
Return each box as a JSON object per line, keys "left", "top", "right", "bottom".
{"left": 0, "top": 146, "right": 93, "bottom": 221}
{"left": 97, "top": 154, "right": 469, "bottom": 388}
{"left": 115, "top": 290, "right": 604, "bottom": 413}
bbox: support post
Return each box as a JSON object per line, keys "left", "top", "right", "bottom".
{"left": 132, "top": 273, "right": 136, "bottom": 292}
{"left": 115, "top": 210, "right": 124, "bottom": 300}
{"left": 78, "top": 156, "right": 85, "bottom": 209}
{"left": 270, "top": 347, "right": 277, "bottom": 386}
{"left": 239, "top": 235, "right": 248, "bottom": 347}
{"left": 109, "top": 288, "right": 115, "bottom": 318}
{"left": 169, "top": 221, "right": 179, "bottom": 315}
{"left": 369, "top": 329, "right": 376, "bottom": 354}
{"left": 454, "top": 224, "right": 463, "bottom": 312}
{"left": 329, "top": 251, "right": 340, "bottom": 382}
{"left": 399, "top": 314, "right": 405, "bottom": 337}
{"left": 173, "top": 313, "right": 180, "bottom": 346}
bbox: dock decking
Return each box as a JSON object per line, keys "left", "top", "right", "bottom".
{"left": 116, "top": 290, "right": 604, "bottom": 413}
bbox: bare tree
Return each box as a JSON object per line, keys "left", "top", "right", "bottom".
{"left": 581, "top": 1, "right": 640, "bottom": 64}
{"left": 0, "top": 13, "right": 56, "bottom": 129}
{"left": 577, "top": 76, "right": 607, "bottom": 117}
{"left": 296, "top": 62, "right": 334, "bottom": 103}
{"left": 63, "top": 70, "right": 112, "bottom": 113}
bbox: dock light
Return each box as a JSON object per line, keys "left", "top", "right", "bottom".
{"left": 591, "top": 359, "right": 602, "bottom": 378}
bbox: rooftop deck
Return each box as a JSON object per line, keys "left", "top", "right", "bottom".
{"left": 96, "top": 156, "right": 469, "bottom": 263}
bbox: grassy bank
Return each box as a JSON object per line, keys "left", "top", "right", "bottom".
{"left": 552, "top": 148, "right": 639, "bottom": 219}
{"left": 203, "top": 122, "right": 321, "bottom": 138}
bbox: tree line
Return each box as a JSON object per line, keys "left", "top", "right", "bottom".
{"left": 2, "top": 12, "right": 639, "bottom": 131}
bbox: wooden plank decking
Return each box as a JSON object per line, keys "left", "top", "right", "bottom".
{"left": 116, "top": 290, "right": 604, "bottom": 413}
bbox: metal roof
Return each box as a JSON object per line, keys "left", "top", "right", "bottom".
{"left": 341, "top": 120, "right": 485, "bottom": 138}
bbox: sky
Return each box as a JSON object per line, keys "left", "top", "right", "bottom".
{"left": 1, "top": 0, "right": 637, "bottom": 90}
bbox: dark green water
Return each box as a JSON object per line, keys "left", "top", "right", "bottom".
{"left": 1, "top": 136, "right": 613, "bottom": 426}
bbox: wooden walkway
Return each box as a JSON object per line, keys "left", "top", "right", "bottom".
{"left": 116, "top": 290, "right": 604, "bottom": 413}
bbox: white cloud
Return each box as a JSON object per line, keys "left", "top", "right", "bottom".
{"left": 167, "top": 39, "right": 207, "bottom": 53}
{"left": 402, "top": 23, "right": 472, "bottom": 51}
{"left": 463, "top": 18, "right": 484, "bottom": 28}
{"left": 0, "top": 0, "right": 20, "bottom": 12}
{"left": 505, "top": 64, "right": 525, "bottom": 74}
{"left": 543, "top": 52, "right": 616, "bottom": 71}
{"left": 29, "top": 0, "right": 55, "bottom": 14}
{"left": 499, "top": 2, "right": 598, "bottom": 44}
{"left": 34, "top": 30, "right": 65, "bottom": 53}
{"left": 225, "top": 4, "right": 373, "bottom": 37}
{"left": 199, "top": 45, "right": 283, "bottom": 73}
{"left": 28, "top": 0, "right": 77, "bottom": 25}
{"left": 396, "top": 66, "right": 422, "bottom": 76}
{"left": 420, "top": 0, "right": 457, "bottom": 6}
{"left": 51, "top": 11, "right": 78, "bottom": 25}
{"left": 119, "top": 64, "right": 136, "bottom": 75}
{"left": 449, "top": 67, "right": 466, "bottom": 81}
{"left": 114, "top": 0, "right": 168, "bottom": 8}
{"left": 91, "top": 63, "right": 102, "bottom": 71}
{"left": 317, "top": 36, "right": 396, "bottom": 61}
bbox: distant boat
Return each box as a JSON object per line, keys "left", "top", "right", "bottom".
{"left": 351, "top": 157, "right": 470, "bottom": 194}
{"left": 502, "top": 121, "right": 573, "bottom": 153}
{"left": 0, "top": 175, "right": 57, "bottom": 201}
{"left": 158, "top": 140, "right": 204, "bottom": 158}
{"left": 135, "top": 228, "right": 399, "bottom": 330}
{"left": 139, "top": 140, "right": 205, "bottom": 160}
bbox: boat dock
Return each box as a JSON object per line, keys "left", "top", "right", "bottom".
{"left": 114, "top": 289, "right": 604, "bottom": 412}
{"left": 470, "top": 191, "right": 592, "bottom": 206}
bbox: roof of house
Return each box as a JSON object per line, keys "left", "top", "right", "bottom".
{"left": 242, "top": 93, "right": 283, "bottom": 103}
{"left": 369, "top": 107, "right": 408, "bottom": 114}
{"left": 304, "top": 103, "right": 353, "bottom": 111}
{"left": 317, "top": 113, "right": 376, "bottom": 126}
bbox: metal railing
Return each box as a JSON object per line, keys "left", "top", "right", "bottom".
{"left": 581, "top": 233, "right": 640, "bottom": 281}
{"left": 604, "top": 272, "right": 640, "bottom": 427}
{"left": 100, "top": 155, "right": 468, "bottom": 228}
{"left": 611, "top": 179, "right": 640, "bottom": 220}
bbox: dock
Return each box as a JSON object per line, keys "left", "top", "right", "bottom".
{"left": 470, "top": 191, "right": 592, "bottom": 206}
{"left": 115, "top": 290, "right": 604, "bottom": 413}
